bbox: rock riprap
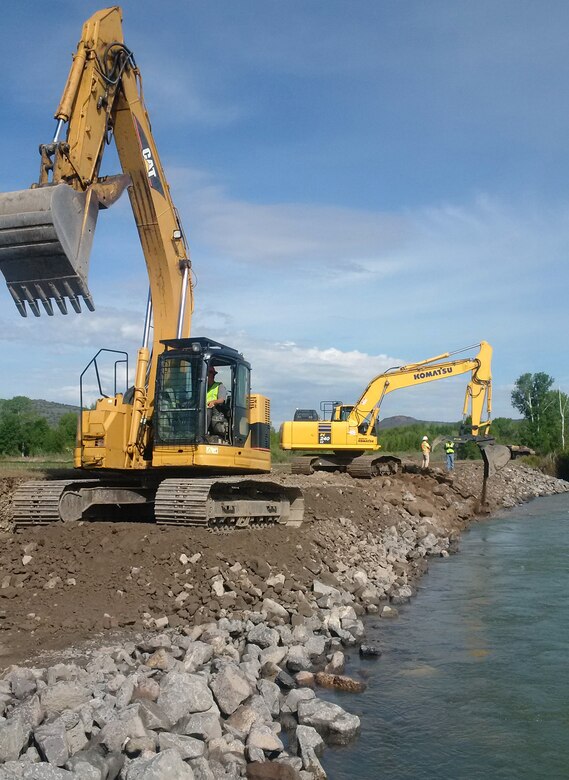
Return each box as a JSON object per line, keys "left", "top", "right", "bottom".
{"left": 0, "top": 461, "right": 566, "bottom": 776}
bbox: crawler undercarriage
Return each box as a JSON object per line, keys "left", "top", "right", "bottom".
{"left": 11, "top": 476, "right": 304, "bottom": 529}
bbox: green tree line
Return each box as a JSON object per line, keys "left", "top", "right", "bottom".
{"left": 376, "top": 418, "right": 525, "bottom": 456}
{"left": 0, "top": 397, "right": 77, "bottom": 456}
{"left": 511, "top": 372, "right": 569, "bottom": 454}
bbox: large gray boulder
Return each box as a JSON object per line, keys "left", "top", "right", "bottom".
{"left": 187, "top": 756, "right": 215, "bottom": 780}
{"left": 297, "top": 698, "right": 360, "bottom": 744}
{"left": 136, "top": 700, "right": 171, "bottom": 732}
{"left": 97, "top": 705, "right": 146, "bottom": 753}
{"left": 10, "top": 696, "right": 45, "bottom": 732}
{"left": 304, "top": 636, "right": 328, "bottom": 659}
{"left": 0, "top": 716, "right": 30, "bottom": 762}
{"left": 246, "top": 724, "right": 284, "bottom": 754}
{"left": 157, "top": 732, "right": 206, "bottom": 759}
{"left": 258, "top": 646, "right": 287, "bottom": 667}
{"left": 296, "top": 724, "right": 325, "bottom": 776}
{"left": 123, "top": 749, "right": 195, "bottom": 779}
{"left": 65, "top": 747, "right": 124, "bottom": 779}
{"left": 40, "top": 684, "right": 92, "bottom": 717}
{"left": 21, "top": 766, "right": 76, "bottom": 779}
{"left": 34, "top": 718, "right": 69, "bottom": 766}
{"left": 209, "top": 665, "right": 252, "bottom": 716}
{"left": 285, "top": 646, "right": 312, "bottom": 674}
{"left": 261, "top": 599, "right": 289, "bottom": 623}
{"left": 207, "top": 735, "right": 246, "bottom": 770}
{"left": 247, "top": 625, "right": 279, "bottom": 649}
{"left": 257, "top": 680, "right": 280, "bottom": 718}
{"left": 183, "top": 643, "right": 214, "bottom": 674}
{"left": 182, "top": 712, "right": 222, "bottom": 742}
{"left": 157, "top": 672, "right": 214, "bottom": 726}
{"left": 281, "top": 689, "right": 315, "bottom": 715}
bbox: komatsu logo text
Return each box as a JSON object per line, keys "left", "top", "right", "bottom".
{"left": 413, "top": 367, "right": 453, "bottom": 380}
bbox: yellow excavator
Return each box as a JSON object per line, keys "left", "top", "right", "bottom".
{"left": 280, "top": 341, "right": 511, "bottom": 477}
{"left": 0, "top": 7, "right": 303, "bottom": 528}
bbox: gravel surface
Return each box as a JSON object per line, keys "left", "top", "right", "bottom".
{"left": 0, "top": 460, "right": 565, "bottom": 669}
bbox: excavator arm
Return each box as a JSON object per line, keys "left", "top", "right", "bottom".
{"left": 0, "top": 7, "right": 192, "bottom": 373}
{"left": 347, "top": 341, "right": 493, "bottom": 438}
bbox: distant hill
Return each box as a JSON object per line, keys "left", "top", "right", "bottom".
{"left": 31, "top": 399, "right": 80, "bottom": 426}
{"left": 377, "top": 415, "right": 451, "bottom": 430}
{"left": 377, "top": 415, "right": 422, "bottom": 430}
{"left": 31, "top": 399, "right": 80, "bottom": 427}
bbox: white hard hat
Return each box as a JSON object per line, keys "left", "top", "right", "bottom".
{"left": 422, "top": 435, "right": 428, "bottom": 441}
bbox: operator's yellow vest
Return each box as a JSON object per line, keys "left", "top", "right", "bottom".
{"left": 445, "top": 442, "right": 455, "bottom": 454}
{"left": 207, "top": 382, "right": 221, "bottom": 404}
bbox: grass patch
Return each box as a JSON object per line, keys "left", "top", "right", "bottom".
{"left": 0, "top": 456, "right": 74, "bottom": 473}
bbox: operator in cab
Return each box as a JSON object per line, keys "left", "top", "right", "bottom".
{"left": 207, "top": 365, "right": 228, "bottom": 438}
{"left": 207, "top": 365, "right": 227, "bottom": 409}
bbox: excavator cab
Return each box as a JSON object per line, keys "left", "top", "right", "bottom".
{"left": 154, "top": 338, "right": 251, "bottom": 448}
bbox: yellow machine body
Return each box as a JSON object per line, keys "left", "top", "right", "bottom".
{"left": 280, "top": 341, "right": 494, "bottom": 453}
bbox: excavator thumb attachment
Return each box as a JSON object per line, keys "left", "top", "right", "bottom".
{"left": 0, "top": 183, "right": 99, "bottom": 317}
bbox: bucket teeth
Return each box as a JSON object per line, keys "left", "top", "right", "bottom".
{"left": 34, "top": 284, "right": 54, "bottom": 316}
{"left": 4, "top": 279, "right": 96, "bottom": 316}
{"left": 48, "top": 282, "right": 68, "bottom": 314}
{"left": 19, "top": 284, "right": 41, "bottom": 317}
{"left": 8, "top": 285, "right": 27, "bottom": 317}
{"left": 63, "top": 280, "right": 82, "bottom": 313}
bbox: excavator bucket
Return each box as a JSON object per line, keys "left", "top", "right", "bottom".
{"left": 0, "top": 183, "right": 99, "bottom": 316}
{"left": 480, "top": 443, "right": 511, "bottom": 477}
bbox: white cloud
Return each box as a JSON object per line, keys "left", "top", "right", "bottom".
{"left": 0, "top": 167, "right": 566, "bottom": 426}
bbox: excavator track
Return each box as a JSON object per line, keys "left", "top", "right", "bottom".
{"left": 10, "top": 477, "right": 304, "bottom": 529}
{"left": 291, "top": 456, "right": 318, "bottom": 475}
{"left": 11, "top": 480, "right": 99, "bottom": 525}
{"left": 155, "top": 478, "right": 303, "bottom": 528}
{"left": 346, "top": 455, "right": 401, "bottom": 479}
{"left": 291, "top": 453, "right": 401, "bottom": 479}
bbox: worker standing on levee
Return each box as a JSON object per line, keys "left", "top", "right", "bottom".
{"left": 421, "top": 435, "right": 431, "bottom": 470}
{"left": 445, "top": 439, "right": 455, "bottom": 472}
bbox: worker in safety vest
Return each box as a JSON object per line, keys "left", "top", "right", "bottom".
{"left": 421, "top": 435, "right": 431, "bottom": 469}
{"left": 206, "top": 364, "right": 228, "bottom": 436}
{"left": 444, "top": 439, "right": 455, "bottom": 472}
{"left": 207, "top": 365, "right": 227, "bottom": 408}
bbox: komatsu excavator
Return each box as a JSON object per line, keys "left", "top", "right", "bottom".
{"left": 0, "top": 7, "right": 303, "bottom": 528}
{"left": 280, "top": 341, "right": 511, "bottom": 477}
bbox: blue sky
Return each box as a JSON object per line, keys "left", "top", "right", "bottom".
{"left": 1, "top": 0, "right": 568, "bottom": 425}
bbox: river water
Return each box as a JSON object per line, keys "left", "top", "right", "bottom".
{"left": 321, "top": 493, "right": 569, "bottom": 779}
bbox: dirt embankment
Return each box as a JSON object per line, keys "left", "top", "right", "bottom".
{"left": 0, "top": 461, "right": 566, "bottom": 668}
